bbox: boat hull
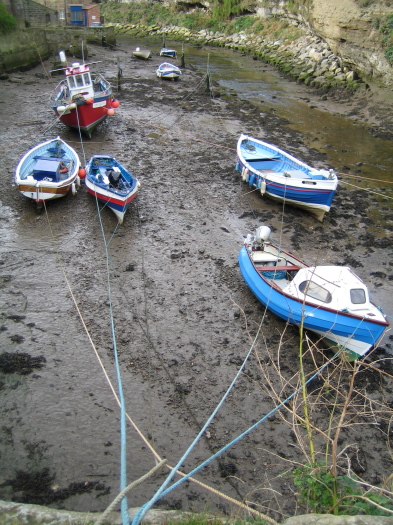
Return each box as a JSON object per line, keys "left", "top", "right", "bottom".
{"left": 86, "top": 183, "right": 138, "bottom": 223}
{"left": 160, "top": 48, "right": 177, "bottom": 58}
{"left": 236, "top": 134, "right": 338, "bottom": 221}
{"left": 132, "top": 49, "right": 152, "bottom": 60}
{"left": 238, "top": 246, "right": 387, "bottom": 359}
{"left": 15, "top": 137, "right": 80, "bottom": 204}
{"left": 54, "top": 96, "right": 111, "bottom": 137}
{"left": 158, "top": 72, "right": 180, "bottom": 80}
{"left": 156, "top": 63, "right": 181, "bottom": 80}
{"left": 17, "top": 182, "right": 75, "bottom": 202}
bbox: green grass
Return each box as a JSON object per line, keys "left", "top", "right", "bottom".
{"left": 0, "top": 3, "right": 17, "bottom": 33}
{"left": 101, "top": 1, "right": 301, "bottom": 40}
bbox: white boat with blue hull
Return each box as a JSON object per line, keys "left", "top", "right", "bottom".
{"left": 160, "top": 47, "right": 177, "bottom": 58}
{"left": 156, "top": 62, "right": 181, "bottom": 80}
{"left": 85, "top": 155, "right": 140, "bottom": 224}
{"left": 15, "top": 137, "right": 81, "bottom": 206}
{"left": 238, "top": 226, "right": 389, "bottom": 360}
{"left": 236, "top": 134, "right": 338, "bottom": 221}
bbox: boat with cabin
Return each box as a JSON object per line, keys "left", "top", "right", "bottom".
{"left": 238, "top": 225, "right": 389, "bottom": 360}
{"left": 51, "top": 53, "right": 119, "bottom": 137}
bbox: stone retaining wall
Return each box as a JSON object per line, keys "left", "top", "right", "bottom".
{"left": 1, "top": 500, "right": 393, "bottom": 524}
{"left": 0, "top": 27, "right": 115, "bottom": 73}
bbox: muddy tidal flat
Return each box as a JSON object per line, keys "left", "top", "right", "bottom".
{"left": 1, "top": 42, "right": 393, "bottom": 522}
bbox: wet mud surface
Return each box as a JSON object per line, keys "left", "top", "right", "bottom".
{"left": 1, "top": 42, "right": 393, "bottom": 521}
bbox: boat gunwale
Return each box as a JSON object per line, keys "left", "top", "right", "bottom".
{"left": 15, "top": 137, "right": 80, "bottom": 187}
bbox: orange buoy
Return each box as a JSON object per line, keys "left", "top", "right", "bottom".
{"left": 78, "top": 168, "right": 86, "bottom": 179}
{"left": 111, "top": 99, "right": 120, "bottom": 108}
{"left": 107, "top": 108, "right": 115, "bottom": 116}
{"left": 86, "top": 98, "right": 94, "bottom": 104}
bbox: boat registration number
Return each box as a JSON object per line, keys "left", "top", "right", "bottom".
{"left": 92, "top": 101, "right": 107, "bottom": 108}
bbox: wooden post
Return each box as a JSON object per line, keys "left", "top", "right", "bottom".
{"left": 180, "top": 42, "right": 185, "bottom": 68}
{"left": 117, "top": 58, "right": 122, "bottom": 91}
{"left": 206, "top": 53, "right": 210, "bottom": 93}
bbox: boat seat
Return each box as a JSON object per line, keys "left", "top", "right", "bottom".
{"left": 256, "top": 265, "right": 300, "bottom": 272}
{"left": 284, "top": 169, "right": 311, "bottom": 179}
{"left": 252, "top": 252, "right": 278, "bottom": 264}
{"left": 46, "top": 147, "right": 66, "bottom": 157}
{"left": 247, "top": 160, "right": 281, "bottom": 170}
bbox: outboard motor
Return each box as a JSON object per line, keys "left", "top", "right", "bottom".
{"left": 108, "top": 167, "right": 121, "bottom": 188}
{"left": 255, "top": 226, "right": 271, "bottom": 244}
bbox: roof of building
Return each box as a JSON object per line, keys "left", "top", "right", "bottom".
{"left": 83, "top": 4, "right": 99, "bottom": 9}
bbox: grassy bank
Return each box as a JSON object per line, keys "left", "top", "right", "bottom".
{"left": 101, "top": 1, "right": 303, "bottom": 42}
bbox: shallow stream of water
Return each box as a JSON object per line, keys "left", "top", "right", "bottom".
{"left": 120, "top": 36, "right": 393, "bottom": 187}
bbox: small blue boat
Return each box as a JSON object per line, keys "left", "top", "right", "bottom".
{"left": 85, "top": 155, "right": 140, "bottom": 224}
{"left": 160, "top": 46, "right": 177, "bottom": 58}
{"left": 238, "top": 225, "right": 389, "bottom": 360}
{"left": 156, "top": 62, "right": 181, "bottom": 80}
{"left": 236, "top": 134, "right": 338, "bottom": 221}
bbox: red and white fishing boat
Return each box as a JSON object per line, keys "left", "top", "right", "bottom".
{"left": 51, "top": 53, "right": 120, "bottom": 137}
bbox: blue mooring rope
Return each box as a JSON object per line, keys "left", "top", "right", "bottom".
{"left": 131, "top": 336, "right": 261, "bottom": 525}
{"left": 131, "top": 346, "right": 340, "bottom": 525}
{"left": 95, "top": 203, "right": 129, "bottom": 525}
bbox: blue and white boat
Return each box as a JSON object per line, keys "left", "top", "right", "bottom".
{"left": 238, "top": 225, "right": 389, "bottom": 360}
{"left": 236, "top": 134, "right": 338, "bottom": 221}
{"left": 156, "top": 62, "right": 181, "bottom": 80}
{"left": 85, "top": 155, "right": 140, "bottom": 224}
{"left": 160, "top": 46, "right": 177, "bottom": 58}
{"left": 15, "top": 136, "right": 81, "bottom": 206}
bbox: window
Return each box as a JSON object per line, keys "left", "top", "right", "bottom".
{"left": 299, "top": 280, "right": 332, "bottom": 303}
{"left": 83, "top": 73, "right": 91, "bottom": 86}
{"left": 68, "top": 76, "right": 75, "bottom": 89}
{"left": 59, "top": 9, "right": 65, "bottom": 19}
{"left": 75, "top": 74, "right": 84, "bottom": 87}
{"left": 350, "top": 288, "right": 366, "bottom": 304}
{"left": 71, "top": 10, "right": 82, "bottom": 23}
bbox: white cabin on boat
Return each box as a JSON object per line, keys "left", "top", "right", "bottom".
{"left": 283, "top": 266, "right": 384, "bottom": 320}
{"left": 64, "top": 63, "right": 94, "bottom": 100}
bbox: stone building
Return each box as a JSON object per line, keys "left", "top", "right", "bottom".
{"left": 4, "top": 0, "right": 58, "bottom": 27}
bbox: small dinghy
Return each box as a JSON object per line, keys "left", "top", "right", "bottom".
{"left": 238, "top": 225, "right": 389, "bottom": 360}
{"left": 160, "top": 46, "right": 177, "bottom": 58}
{"left": 132, "top": 47, "right": 152, "bottom": 60}
{"left": 236, "top": 134, "right": 339, "bottom": 221}
{"left": 15, "top": 137, "right": 81, "bottom": 206}
{"left": 85, "top": 155, "right": 140, "bottom": 224}
{"left": 156, "top": 62, "right": 181, "bottom": 80}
